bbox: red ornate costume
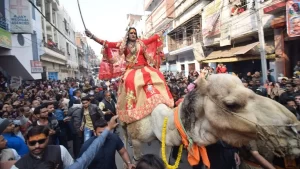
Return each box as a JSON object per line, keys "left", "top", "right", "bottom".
{"left": 99, "top": 34, "right": 174, "bottom": 123}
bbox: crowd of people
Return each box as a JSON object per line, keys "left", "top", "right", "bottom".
{"left": 0, "top": 59, "right": 299, "bottom": 169}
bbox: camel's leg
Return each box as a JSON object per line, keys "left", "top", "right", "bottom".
{"left": 132, "top": 139, "right": 143, "bottom": 164}
{"left": 120, "top": 122, "right": 128, "bottom": 150}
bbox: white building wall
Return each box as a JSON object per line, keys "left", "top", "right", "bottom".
{"left": 40, "top": 3, "right": 78, "bottom": 80}
{"left": 2, "top": 0, "right": 43, "bottom": 80}
{"left": 57, "top": 7, "right": 78, "bottom": 68}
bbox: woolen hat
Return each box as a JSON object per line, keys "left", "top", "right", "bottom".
{"left": 0, "top": 118, "right": 10, "bottom": 134}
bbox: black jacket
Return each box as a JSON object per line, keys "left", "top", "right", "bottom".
{"left": 68, "top": 106, "right": 82, "bottom": 134}
{"left": 82, "top": 104, "right": 104, "bottom": 128}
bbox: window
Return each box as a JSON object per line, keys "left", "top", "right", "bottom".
{"left": 64, "top": 19, "right": 69, "bottom": 32}
{"left": 230, "top": 0, "right": 247, "bottom": 16}
{"left": 66, "top": 42, "right": 70, "bottom": 56}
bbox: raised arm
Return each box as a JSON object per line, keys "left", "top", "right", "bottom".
{"left": 65, "top": 116, "right": 119, "bottom": 169}
{"left": 142, "top": 34, "right": 161, "bottom": 45}
{"left": 85, "top": 30, "right": 119, "bottom": 48}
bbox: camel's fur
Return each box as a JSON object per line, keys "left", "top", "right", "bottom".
{"left": 122, "top": 74, "right": 300, "bottom": 162}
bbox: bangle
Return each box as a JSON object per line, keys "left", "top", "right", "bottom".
{"left": 88, "top": 34, "right": 94, "bottom": 39}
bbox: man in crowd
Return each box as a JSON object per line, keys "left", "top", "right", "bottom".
{"left": 32, "top": 104, "right": 60, "bottom": 145}
{"left": 2, "top": 121, "right": 29, "bottom": 157}
{"left": 79, "top": 118, "right": 134, "bottom": 169}
{"left": 80, "top": 97, "right": 104, "bottom": 141}
{"left": 99, "top": 91, "right": 116, "bottom": 122}
{"left": 0, "top": 118, "right": 20, "bottom": 169}
{"left": 11, "top": 116, "right": 119, "bottom": 169}
{"left": 11, "top": 125, "right": 73, "bottom": 169}
{"left": 67, "top": 100, "right": 83, "bottom": 158}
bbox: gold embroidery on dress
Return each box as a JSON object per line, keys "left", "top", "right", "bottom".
{"left": 126, "top": 90, "right": 136, "bottom": 109}
{"left": 126, "top": 42, "right": 139, "bottom": 68}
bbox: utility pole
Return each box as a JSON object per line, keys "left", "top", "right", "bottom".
{"left": 254, "top": 0, "right": 268, "bottom": 84}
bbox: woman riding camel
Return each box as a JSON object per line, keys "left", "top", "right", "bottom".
{"left": 85, "top": 28, "right": 174, "bottom": 123}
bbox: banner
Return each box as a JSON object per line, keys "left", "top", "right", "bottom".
{"left": 9, "top": 0, "right": 33, "bottom": 33}
{"left": 220, "top": 20, "right": 232, "bottom": 46}
{"left": 286, "top": 0, "right": 300, "bottom": 37}
{"left": 202, "top": 0, "right": 223, "bottom": 37}
{"left": 0, "top": 27, "right": 12, "bottom": 49}
{"left": 10, "top": 76, "right": 22, "bottom": 89}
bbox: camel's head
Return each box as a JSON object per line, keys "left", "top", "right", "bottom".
{"left": 180, "top": 74, "right": 300, "bottom": 157}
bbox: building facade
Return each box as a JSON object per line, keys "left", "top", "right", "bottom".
{"left": 38, "top": 0, "right": 79, "bottom": 80}
{"left": 0, "top": 0, "right": 44, "bottom": 81}
{"left": 166, "top": 0, "right": 209, "bottom": 76}
{"left": 144, "top": 0, "right": 175, "bottom": 73}
{"left": 143, "top": 0, "right": 299, "bottom": 79}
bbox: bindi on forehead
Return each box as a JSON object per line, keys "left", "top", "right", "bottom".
{"left": 29, "top": 134, "right": 47, "bottom": 142}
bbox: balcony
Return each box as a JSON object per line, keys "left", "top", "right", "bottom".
{"left": 146, "top": 0, "right": 175, "bottom": 33}
{"left": 44, "top": 42, "right": 65, "bottom": 55}
{"left": 145, "top": 0, "right": 163, "bottom": 11}
{"left": 169, "top": 36, "right": 194, "bottom": 52}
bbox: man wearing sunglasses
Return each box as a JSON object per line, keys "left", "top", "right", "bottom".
{"left": 11, "top": 116, "right": 119, "bottom": 169}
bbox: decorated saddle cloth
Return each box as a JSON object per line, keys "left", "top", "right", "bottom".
{"left": 116, "top": 65, "right": 174, "bottom": 123}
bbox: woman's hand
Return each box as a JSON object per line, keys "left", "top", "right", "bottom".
{"left": 85, "top": 29, "right": 93, "bottom": 38}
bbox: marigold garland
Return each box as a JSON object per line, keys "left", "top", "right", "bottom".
{"left": 161, "top": 117, "right": 183, "bottom": 169}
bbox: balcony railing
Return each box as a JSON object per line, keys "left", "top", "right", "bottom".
{"left": 169, "top": 36, "right": 193, "bottom": 51}
{"left": 0, "top": 17, "right": 9, "bottom": 31}
{"left": 44, "top": 42, "right": 65, "bottom": 55}
{"left": 168, "top": 32, "right": 202, "bottom": 51}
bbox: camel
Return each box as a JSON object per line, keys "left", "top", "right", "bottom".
{"left": 122, "top": 74, "right": 300, "bottom": 163}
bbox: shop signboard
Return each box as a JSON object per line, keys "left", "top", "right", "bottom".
{"left": 30, "top": 60, "right": 43, "bottom": 73}
{"left": 9, "top": 0, "right": 33, "bottom": 33}
{"left": 0, "top": 28, "right": 12, "bottom": 49}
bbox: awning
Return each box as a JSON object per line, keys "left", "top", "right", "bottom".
{"left": 201, "top": 42, "right": 260, "bottom": 62}
{"left": 202, "top": 54, "right": 276, "bottom": 63}
{"left": 0, "top": 55, "right": 40, "bottom": 80}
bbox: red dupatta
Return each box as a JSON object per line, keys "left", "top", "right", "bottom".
{"left": 99, "top": 48, "right": 126, "bottom": 80}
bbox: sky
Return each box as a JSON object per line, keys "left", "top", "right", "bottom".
{"left": 60, "top": 0, "right": 144, "bottom": 56}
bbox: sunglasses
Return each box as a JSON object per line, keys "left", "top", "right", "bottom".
{"left": 28, "top": 139, "right": 46, "bottom": 146}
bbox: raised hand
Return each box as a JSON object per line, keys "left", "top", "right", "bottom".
{"left": 85, "top": 29, "right": 93, "bottom": 38}
{"left": 106, "top": 115, "right": 119, "bottom": 131}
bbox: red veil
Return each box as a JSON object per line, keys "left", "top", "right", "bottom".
{"left": 98, "top": 48, "right": 126, "bottom": 80}
{"left": 99, "top": 35, "right": 165, "bottom": 80}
